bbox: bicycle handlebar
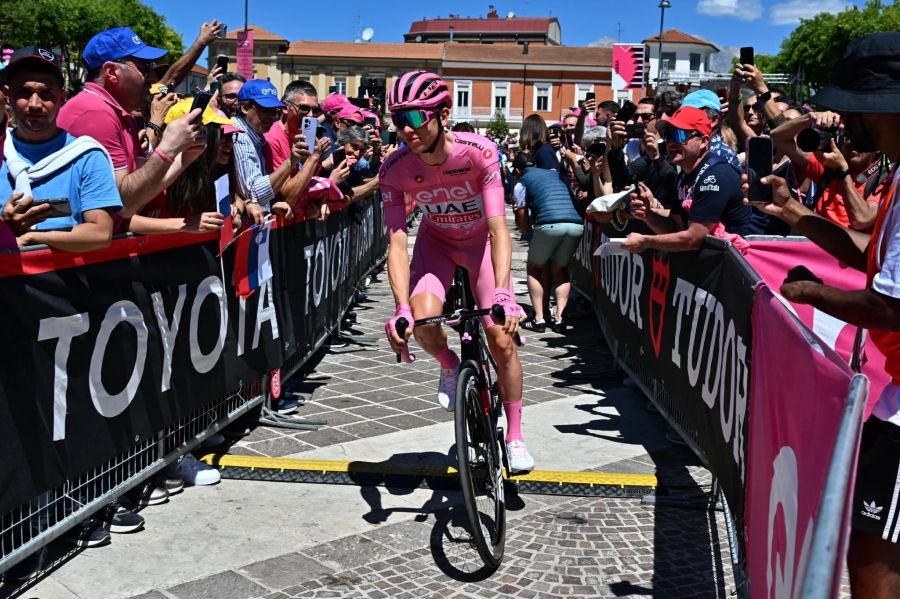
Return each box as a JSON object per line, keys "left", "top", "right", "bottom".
{"left": 393, "top": 304, "right": 524, "bottom": 363}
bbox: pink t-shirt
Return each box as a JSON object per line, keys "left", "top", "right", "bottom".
{"left": 57, "top": 83, "right": 143, "bottom": 172}
{"left": 264, "top": 122, "right": 292, "bottom": 168}
{"left": 379, "top": 132, "right": 505, "bottom": 241}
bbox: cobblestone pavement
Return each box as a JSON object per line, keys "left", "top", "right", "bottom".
{"left": 20, "top": 214, "right": 745, "bottom": 599}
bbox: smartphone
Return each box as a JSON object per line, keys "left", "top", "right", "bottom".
{"left": 190, "top": 92, "right": 213, "bottom": 114}
{"left": 363, "top": 116, "right": 377, "bottom": 129}
{"left": 586, "top": 141, "right": 606, "bottom": 156}
{"left": 209, "top": 81, "right": 221, "bottom": 97}
{"left": 218, "top": 24, "right": 227, "bottom": 39}
{"left": 746, "top": 136, "right": 773, "bottom": 203}
{"left": 215, "top": 54, "right": 229, "bottom": 75}
{"left": 15, "top": 197, "right": 73, "bottom": 218}
{"left": 380, "top": 130, "right": 392, "bottom": 145}
{"left": 616, "top": 100, "right": 638, "bottom": 124}
{"left": 585, "top": 92, "right": 595, "bottom": 103}
{"left": 329, "top": 85, "right": 338, "bottom": 94}
{"left": 331, "top": 148, "right": 347, "bottom": 167}
{"left": 316, "top": 125, "right": 327, "bottom": 139}
{"left": 301, "top": 116, "right": 318, "bottom": 151}
{"left": 565, "top": 132, "right": 574, "bottom": 148}
{"left": 716, "top": 87, "right": 728, "bottom": 101}
{"left": 740, "top": 46, "right": 754, "bottom": 66}
{"left": 388, "top": 131, "right": 397, "bottom": 145}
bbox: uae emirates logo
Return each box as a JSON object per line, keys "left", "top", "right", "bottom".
{"left": 415, "top": 175, "right": 424, "bottom": 183}
{"left": 483, "top": 148, "right": 493, "bottom": 160}
{"left": 862, "top": 500, "right": 883, "bottom": 520}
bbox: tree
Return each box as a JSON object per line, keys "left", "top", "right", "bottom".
{"left": 0, "top": 0, "right": 183, "bottom": 90}
{"left": 485, "top": 109, "right": 510, "bottom": 139}
{"left": 767, "top": 0, "right": 900, "bottom": 90}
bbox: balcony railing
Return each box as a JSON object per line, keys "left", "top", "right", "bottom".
{"left": 658, "top": 70, "right": 795, "bottom": 86}
{"left": 452, "top": 107, "right": 524, "bottom": 120}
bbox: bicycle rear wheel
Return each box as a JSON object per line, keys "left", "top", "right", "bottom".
{"left": 454, "top": 363, "right": 506, "bottom": 568}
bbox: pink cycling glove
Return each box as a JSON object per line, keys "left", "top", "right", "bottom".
{"left": 492, "top": 288, "right": 525, "bottom": 321}
{"left": 386, "top": 304, "right": 416, "bottom": 363}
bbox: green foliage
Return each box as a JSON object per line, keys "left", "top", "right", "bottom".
{"left": 770, "top": 0, "right": 900, "bottom": 89}
{"left": 485, "top": 109, "right": 509, "bottom": 139}
{"left": 0, "top": 0, "right": 183, "bottom": 90}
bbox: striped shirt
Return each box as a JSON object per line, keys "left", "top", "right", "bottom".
{"left": 232, "top": 115, "right": 275, "bottom": 206}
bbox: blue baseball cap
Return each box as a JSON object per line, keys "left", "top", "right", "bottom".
{"left": 237, "top": 80, "right": 285, "bottom": 109}
{"left": 82, "top": 27, "right": 168, "bottom": 70}
{"left": 682, "top": 89, "right": 722, "bottom": 113}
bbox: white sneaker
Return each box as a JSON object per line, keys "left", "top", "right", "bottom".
{"left": 166, "top": 454, "right": 221, "bottom": 486}
{"left": 437, "top": 366, "right": 459, "bottom": 411}
{"left": 506, "top": 440, "right": 535, "bottom": 474}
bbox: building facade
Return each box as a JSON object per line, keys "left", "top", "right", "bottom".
{"left": 643, "top": 29, "right": 719, "bottom": 87}
{"left": 207, "top": 25, "right": 615, "bottom": 133}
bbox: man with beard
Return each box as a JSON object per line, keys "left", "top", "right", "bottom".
{"left": 771, "top": 110, "right": 887, "bottom": 230}
{"left": 58, "top": 27, "right": 206, "bottom": 218}
{"left": 0, "top": 46, "right": 120, "bottom": 251}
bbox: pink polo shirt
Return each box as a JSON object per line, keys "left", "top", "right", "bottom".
{"left": 264, "top": 122, "right": 292, "bottom": 169}
{"left": 57, "top": 82, "right": 143, "bottom": 172}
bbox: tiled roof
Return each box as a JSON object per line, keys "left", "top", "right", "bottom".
{"left": 224, "top": 25, "right": 287, "bottom": 43}
{"left": 643, "top": 29, "right": 718, "bottom": 51}
{"left": 444, "top": 43, "right": 611, "bottom": 67}
{"left": 191, "top": 64, "right": 208, "bottom": 75}
{"left": 408, "top": 17, "right": 555, "bottom": 34}
{"left": 283, "top": 41, "right": 444, "bottom": 60}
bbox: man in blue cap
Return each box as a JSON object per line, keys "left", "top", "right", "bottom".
{"left": 58, "top": 27, "right": 207, "bottom": 218}
{"left": 232, "top": 79, "right": 308, "bottom": 225}
{"left": 682, "top": 89, "right": 741, "bottom": 170}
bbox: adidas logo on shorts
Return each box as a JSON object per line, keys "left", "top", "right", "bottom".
{"left": 862, "top": 500, "right": 883, "bottom": 521}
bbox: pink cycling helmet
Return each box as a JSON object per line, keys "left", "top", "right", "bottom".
{"left": 388, "top": 71, "right": 452, "bottom": 112}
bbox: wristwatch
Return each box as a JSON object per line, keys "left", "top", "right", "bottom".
{"left": 757, "top": 91, "right": 772, "bottom": 104}
{"left": 834, "top": 168, "right": 851, "bottom": 179}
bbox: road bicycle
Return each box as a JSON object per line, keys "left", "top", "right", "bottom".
{"left": 395, "top": 266, "right": 523, "bottom": 568}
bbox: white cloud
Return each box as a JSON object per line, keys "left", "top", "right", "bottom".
{"left": 588, "top": 36, "right": 618, "bottom": 48}
{"left": 769, "top": 0, "right": 849, "bottom": 25}
{"left": 696, "top": 0, "right": 764, "bottom": 20}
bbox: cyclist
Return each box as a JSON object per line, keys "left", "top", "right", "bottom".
{"left": 381, "top": 71, "right": 535, "bottom": 473}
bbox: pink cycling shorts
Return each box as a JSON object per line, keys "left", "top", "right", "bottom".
{"left": 410, "top": 223, "right": 514, "bottom": 330}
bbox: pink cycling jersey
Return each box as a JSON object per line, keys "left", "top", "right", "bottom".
{"left": 379, "top": 132, "right": 506, "bottom": 241}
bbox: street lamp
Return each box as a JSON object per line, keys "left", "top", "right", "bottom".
{"left": 656, "top": 0, "right": 671, "bottom": 87}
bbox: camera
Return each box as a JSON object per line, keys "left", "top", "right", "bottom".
{"left": 796, "top": 127, "right": 845, "bottom": 152}
{"left": 624, "top": 123, "right": 646, "bottom": 139}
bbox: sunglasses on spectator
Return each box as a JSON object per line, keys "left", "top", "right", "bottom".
{"left": 284, "top": 99, "right": 316, "bottom": 113}
{"left": 744, "top": 102, "right": 764, "bottom": 113}
{"left": 635, "top": 113, "right": 655, "bottom": 122}
{"left": 663, "top": 127, "right": 702, "bottom": 144}
{"left": 117, "top": 59, "right": 155, "bottom": 78}
{"left": 391, "top": 109, "right": 438, "bottom": 130}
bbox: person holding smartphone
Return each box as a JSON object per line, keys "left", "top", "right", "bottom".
{"left": 622, "top": 106, "right": 763, "bottom": 254}
{"left": 1, "top": 46, "right": 121, "bottom": 252}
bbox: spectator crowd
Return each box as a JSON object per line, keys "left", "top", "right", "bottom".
{"left": 1, "top": 15, "right": 899, "bottom": 597}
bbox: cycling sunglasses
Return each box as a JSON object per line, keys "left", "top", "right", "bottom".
{"left": 391, "top": 109, "right": 438, "bottom": 130}
{"left": 663, "top": 127, "right": 702, "bottom": 145}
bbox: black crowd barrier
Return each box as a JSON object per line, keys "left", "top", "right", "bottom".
{"left": 569, "top": 222, "right": 756, "bottom": 581}
{"left": 0, "top": 194, "right": 387, "bottom": 573}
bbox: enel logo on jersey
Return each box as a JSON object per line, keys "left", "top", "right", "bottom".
{"left": 414, "top": 181, "right": 477, "bottom": 203}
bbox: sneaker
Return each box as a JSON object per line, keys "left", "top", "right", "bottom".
{"left": 506, "top": 440, "right": 535, "bottom": 474}
{"left": 65, "top": 517, "right": 111, "bottom": 548}
{"left": 327, "top": 335, "right": 350, "bottom": 349}
{"left": 128, "top": 480, "right": 168, "bottom": 507}
{"left": 551, "top": 318, "right": 567, "bottom": 334}
{"left": 3, "top": 546, "right": 48, "bottom": 582}
{"left": 437, "top": 366, "right": 459, "bottom": 411}
{"left": 522, "top": 319, "right": 546, "bottom": 333}
{"left": 155, "top": 473, "right": 184, "bottom": 496}
{"left": 105, "top": 502, "right": 144, "bottom": 534}
{"left": 272, "top": 397, "right": 299, "bottom": 415}
{"left": 166, "top": 454, "right": 221, "bottom": 487}
{"left": 222, "top": 424, "right": 253, "bottom": 439}
{"left": 201, "top": 431, "right": 226, "bottom": 448}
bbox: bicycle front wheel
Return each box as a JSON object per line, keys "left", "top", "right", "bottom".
{"left": 455, "top": 363, "right": 506, "bottom": 568}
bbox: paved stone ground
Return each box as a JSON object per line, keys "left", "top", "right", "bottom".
{"left": 13, "top": 214, "right": 748, "bottom": 599}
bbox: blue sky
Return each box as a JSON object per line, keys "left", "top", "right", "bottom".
{"left": 144, "top": 0, "right": 860, "bottom": 56}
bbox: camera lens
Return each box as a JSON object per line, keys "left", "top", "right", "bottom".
{"left": 797, "top": 128, "right": 834, "bottom": 153}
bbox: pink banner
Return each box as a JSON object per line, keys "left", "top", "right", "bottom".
{"left": 612, "top": 44, "right": 644, "bottom": 91}
{"left": 236, "top": 29, "right": 254, "bottom": 80}
{"left": 745, "top": 240, "right": 887, "bottom": 417}
{"left": 746, "top": 284, "right": 857, "bottom": 599}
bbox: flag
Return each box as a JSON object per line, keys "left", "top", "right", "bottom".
{"left": 215, "top": 174, "right": 233, "bottom": 255}
{"left": 233, "top": 218, "right": 274, "bottom": 298}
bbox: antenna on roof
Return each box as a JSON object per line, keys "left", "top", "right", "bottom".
{"left": 507, "top": 11, "right": 515, "bottom": 18}
{"left": 361, "top": 27, "right": 375, "bottom": 42}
